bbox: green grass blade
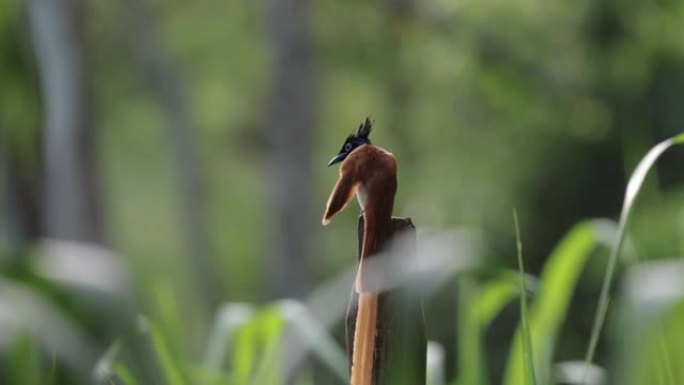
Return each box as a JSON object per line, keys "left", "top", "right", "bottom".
{"left": 456, "top": 276, "right": 484, "bottom": 385}
{"left": 233, "top": 300, "right": 347, "bottom": 385}
{"left": 457, "top": 270, "right": 531, "bottom": 385}
{"left": 244, "top": 306, "right": 285, "bottom": 385}
{"left": 231, "top": 315, "right": 260, "bottom": 383}
{"left": 202, "top": 303, "right": 254, "bottom": 372}
{"left": 274, "top": 300, "right": 348, "bottom": 383}
{"left": 471, "top": 270, "right": 537, "bottom": 330}
{"left": 583, "top": 133, "right": 684, "bottom": 378}
{"left": 513, "top": 210, "right": 537, "bottom": 385}
{"left": 149, "top": 323, "right": 186, "bottom": 385}
{"left": 114, "top": 363, "right": 139, "bottom": 385}
{"left": 613, "top": 260, "right": 684, "bottom": 385}
{"left": 657, "top": 328, "right": 675, "bottom": 385}
{"left": 504, "top": 220, "right": 616, "bottom": 385}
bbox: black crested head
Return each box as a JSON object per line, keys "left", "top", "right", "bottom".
{"left": 327, "top": 117, "right": 373, "bottom": 166}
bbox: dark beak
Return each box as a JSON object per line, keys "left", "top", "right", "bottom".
{"left": 327, "top": 152, "right": 347, "bottom": 167}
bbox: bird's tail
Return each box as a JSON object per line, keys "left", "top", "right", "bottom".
{"left": 351, "top": 198, "right": 393, "bottom": 385}
{"left": 351, "top": 292, "right": 378, "bottom": 385}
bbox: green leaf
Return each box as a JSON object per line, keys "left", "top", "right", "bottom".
{"left": 584, "top": 133, "right": 684, "bottom": 374}
{"left": 115, "top": 363, "right": 139, "bottom": 385}
{"left": 250, "top": 306, "right": 286, "bottom": 385}
{"left": 231, "top": 316, "right": 259, "bottom": 383}
{"left": 250, "top": 300, "right": 348, "bottom": 384}
{"left": 202, "top": 303, "right": 254, "bottom": 372}
{"left": 504, "top": 220, "right": 616, "bottom": 385}
{"left": 613, "top": 260, "right": 684, "bottom": 385}
{"left": 149, "top": 323, "right": 186, "bottom": 385}
{"left": 456, "top": 271, "right": 530, "bottom": 385}
{"left": 472, "top": 273, "right": 520, "bottom": 327}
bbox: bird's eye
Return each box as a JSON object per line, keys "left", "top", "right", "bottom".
{"left": 344, "top": 143, "right": 353, "bottom": 152}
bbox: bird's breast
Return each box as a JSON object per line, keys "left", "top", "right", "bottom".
{"left": 356, "top": 184, "right": 368, "bottom": 209}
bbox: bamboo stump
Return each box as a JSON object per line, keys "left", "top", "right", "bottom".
{"left": 346, "top": 216, "right": 426, "bottom": 385}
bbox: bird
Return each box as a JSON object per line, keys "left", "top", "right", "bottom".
{"left": 322, "top": 117, "right": 397, "bottom": 385}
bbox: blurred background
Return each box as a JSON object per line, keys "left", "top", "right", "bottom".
{"left": 1, "top": 0, "right": 684, "bottom": 384}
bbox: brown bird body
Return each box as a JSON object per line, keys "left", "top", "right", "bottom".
{"left": 323, "top": 122, "right": 397, "bottom": 385}
{"left": 323, "top": 143, "right": 397, "bottom": 287}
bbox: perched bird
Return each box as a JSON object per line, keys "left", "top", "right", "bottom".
{"left": 323, "top": 118, "right": 397, "bottom": 385}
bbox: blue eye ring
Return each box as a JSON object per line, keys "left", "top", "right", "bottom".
{"left": 344, "top": 143, "right": 353, "bottom": 152}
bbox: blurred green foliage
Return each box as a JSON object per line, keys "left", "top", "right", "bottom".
{"left": 1, "top": 0, "right": 684, "bottom": 384}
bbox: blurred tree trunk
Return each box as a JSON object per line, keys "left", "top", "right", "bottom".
{"left": 0, "top": 3, "right": 41, "bottom": 262}
{"left": 26, "top": 0, "right": 104, "bottom": 243}
{"left": 0, "top": 137, "right": 40, "bottom": 262}
{"left": 120, "top": 0, "right": 218, "bottom": 304}
{"left": 383, "top": 0, "right": 417, "bottom": 161}
{"left": 0, "top": 137, "right": 25, "bottom": 260}
{"left": 265, "top": 0, "right": 316, "bottom": 298}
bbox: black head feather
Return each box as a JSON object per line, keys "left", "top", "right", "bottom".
{"left": 357, "top": 117, "right": 373, "bottom": 139}
{"left": 327, "top": 117, "right": 374, "bottom": 166}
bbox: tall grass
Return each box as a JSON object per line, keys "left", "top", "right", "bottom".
{"left": 456, "top": 270, "right": 529, "bottom": 385}
{"left": 503, "top": 219, "right": 616, "bottom": 385}
{"left": 513, "top": 210, "right": 536, "bottom": 385}
{"left": 584, "top": 133, "right": 684, "bottom": 376}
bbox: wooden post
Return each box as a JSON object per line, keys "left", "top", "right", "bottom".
{"left": 346, "top": 216, "right": 426, "bottom": 385}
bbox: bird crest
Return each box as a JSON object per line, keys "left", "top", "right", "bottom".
{"left": 357, "top": 117, "right": 373, "bottom": 139}
{"left": 327, "top": 117, "right": 375, "bottom": 166}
